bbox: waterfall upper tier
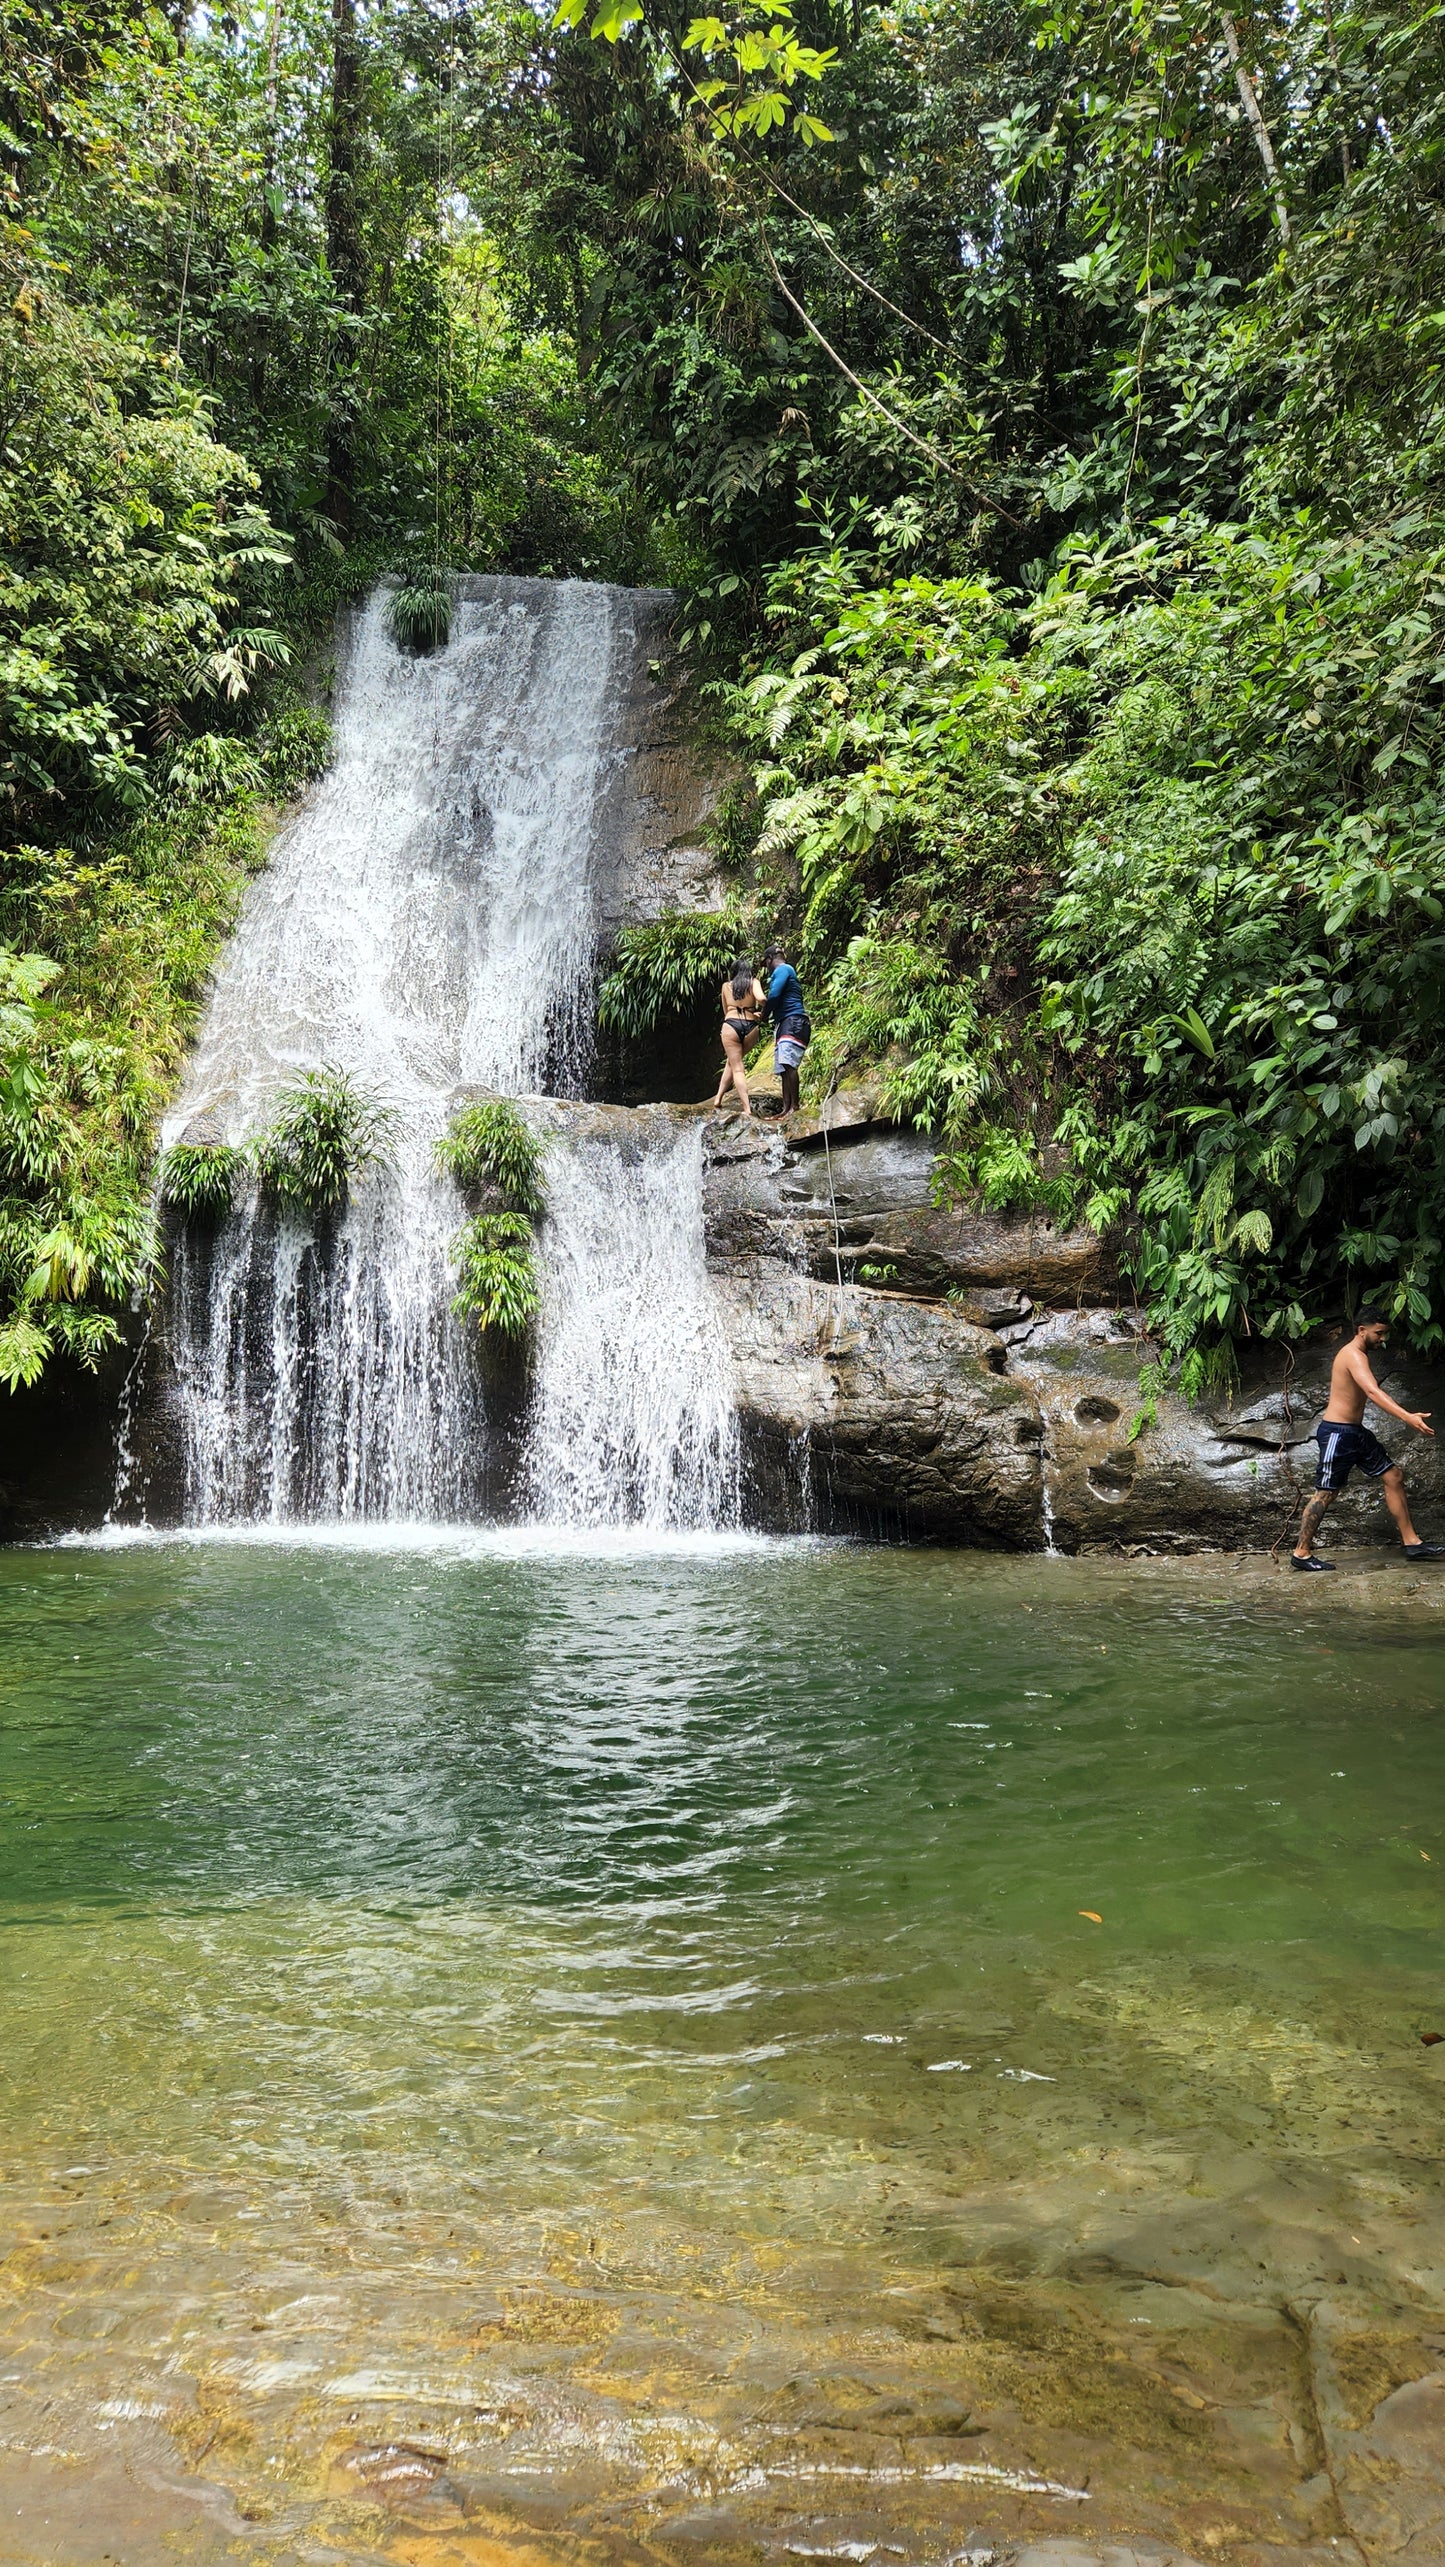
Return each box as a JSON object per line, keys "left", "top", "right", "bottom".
{"left": 169, "top": 579, "right": 722, "bottom": 1142}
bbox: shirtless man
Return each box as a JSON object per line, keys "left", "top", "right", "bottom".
{"left": 1292, "top": 1307, "right": 1442, "bottom": 1570}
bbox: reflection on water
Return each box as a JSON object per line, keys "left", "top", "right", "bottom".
{"left": 2, "top": 1541, "right": 1444, "bottom": 2562}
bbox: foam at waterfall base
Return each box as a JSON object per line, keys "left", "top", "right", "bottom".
{"left": 61, "top": 1523, "right": 817, "bottom": 1560}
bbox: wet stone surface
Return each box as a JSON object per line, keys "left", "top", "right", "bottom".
{"left": 700, "top": 1111, "right": 1445, "bottom": 1552}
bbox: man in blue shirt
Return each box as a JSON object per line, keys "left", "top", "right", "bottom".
{"left": 762, "top": 946, "right": 809, "bottom": 1117}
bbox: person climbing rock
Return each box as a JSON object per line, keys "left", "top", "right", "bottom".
{"left": 1292, "top": 1307, "right": 1443, "bottom": 1570}
{"left": 713, "top": 957, "right": 765, "bottom": 1117}
{"left": 762, "top": 946, "right": 810, "bottom": 1118}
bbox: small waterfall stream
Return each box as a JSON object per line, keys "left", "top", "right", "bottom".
{"left": 527, "top": 1118, "right": 737, "bottom": 1530}
{"left": 131, "top": 578, "right": 737, "bottom": 1532}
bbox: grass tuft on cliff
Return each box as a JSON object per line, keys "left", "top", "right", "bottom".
{"left": 436, "top": 1099, "right": 546, "bottom": 1214}
{"left": 253, "top": 1070, "right": 394, "bottom": 1215}
{"left": 449, "top": 1212, "right": 542, "bottom": 1337}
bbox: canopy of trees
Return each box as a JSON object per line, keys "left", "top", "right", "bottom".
{"left": 1, "top": 0, "right": 1442, "bottom": 1388}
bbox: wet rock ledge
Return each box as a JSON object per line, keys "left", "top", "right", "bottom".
{"left": 703, "top": 1104, "right": 1445, "bottom": 1554}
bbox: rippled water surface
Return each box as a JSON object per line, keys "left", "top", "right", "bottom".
{"left": 2, "top": 1537, "right": 1444, "bottom": 2565}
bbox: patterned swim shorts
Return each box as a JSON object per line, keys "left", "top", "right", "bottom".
{"left": 774, "top": 1034, "right": 808, "bottom": 1073}
{"left": 1315, "top": 1421, "right": 1395, "bottom": 1489}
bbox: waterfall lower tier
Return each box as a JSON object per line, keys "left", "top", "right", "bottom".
{"left": 162, "top": 1152, "right": 491, "bottom": 1524}
{"left": 149, "top": 1110, "right": 738, "bottom": 1532}
{"left": 527, "top": 1118, "right": 738, "bottom": 1531}
{"left": 122, "top": 577, "right": 739, "bottom": 1536}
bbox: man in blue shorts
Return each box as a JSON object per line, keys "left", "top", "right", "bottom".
{"left": 1292, "top": 1307, "right": 1442, "bottom": 1570}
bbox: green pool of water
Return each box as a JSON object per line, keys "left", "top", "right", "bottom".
{"left": 2, "top": 1533, "right": 1443, "bottom": 2561}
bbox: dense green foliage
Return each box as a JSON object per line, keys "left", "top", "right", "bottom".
{"left": 449, "top": 1212, "right": 543, "bottom": 1338}
{"left": 439, "top": 1102, "right": 547, "bottom": 1336}
{"left": 436, "top": 1099, "right": 547, "bottom": 1215}
{"left": 2, "top": 0, "right": 1443, "bottom": 1385}
{"left": 158, "top": 1142, "right": 246, "bottom": 1222}
{"left": 0, "top": 735, "right": 306, "bottom": 1384}
{"left": 252, "top": 1070, "right": 393, "bottom": 1215}
{"left": 597, "top": 912, "right": 748, "bottom": 1041}
{"left": 528, "top": 0, "right": 1445, "bottom": 1375}
{"left": 719, "top": 529, "right": 1445, "bottom": 1379}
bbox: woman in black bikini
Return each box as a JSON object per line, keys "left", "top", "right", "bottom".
{"left": 713, "top": 958, "right": 765, "bottom": 1117}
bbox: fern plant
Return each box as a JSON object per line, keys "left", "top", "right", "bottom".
{"left": 253, "top": 1069, "right": 394, "bottom": 1214}
{"left": 159, "top": 1141, "right": 246, "bottom": 1222}
{"left": 597, "top": 910, "right": 750, "bottom": 1040}
{"left": 449, "top": 1212, "right": 541, "bottom": 1337}
{"left": 435, "top": 1098, "right": 545, "bottom": 1212}
{"left": 387, "top": 569, "right": 451, "bottom": 653}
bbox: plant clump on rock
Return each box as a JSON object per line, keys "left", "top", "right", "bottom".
{"left": 253, "top": 1070, "right": 394, "bottom": 1215}
{"left": 386, "top": 570, "right": 451, "bottom": 654}
{"left": 435, "top": 1098, "right": 545, "bottom": 1213}
{"left": 158, "top": 1142, "right": 247, "bottom": 1223}
{"left": 438, "top": 1100, "right": 547, "bottom": 1337}
{"left": 449, "top": 1211, "right": 541, "bottom": 1338}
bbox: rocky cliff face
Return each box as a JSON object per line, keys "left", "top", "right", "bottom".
{"left": 703, "top": 1106, "right": 1445, "bottom": 1555}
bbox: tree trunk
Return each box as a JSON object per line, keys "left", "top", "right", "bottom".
{"left": 326, "top": 0, "right": 364, "bottom": 533}
{"left": 261, "top": 0, "right": 283, "bottom": 247}
{"left": 1220, "top": 12, "right": 1291, "bottom": 244}
{"left": 1321, "top": 0, "right": 1352, "bottom": 183}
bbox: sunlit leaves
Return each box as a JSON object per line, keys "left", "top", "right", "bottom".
{"left": 252, "top": 1070, "right": 394, "bottom": 1216}
{"left": 449, "top": 1213, "right": 542, "bottom": 1337}
{"left": 0, "top": 937, "right": 165, "bottom": 1387}
{"left": 553, "top": 0, "right": 835, "bottom": 145}
{"left": 435, "top": 1099, "right": 546, "bottom": 1214}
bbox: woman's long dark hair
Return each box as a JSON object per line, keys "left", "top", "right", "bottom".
{"left": 729, "top": 958, "right": 754, "bottom": 1003}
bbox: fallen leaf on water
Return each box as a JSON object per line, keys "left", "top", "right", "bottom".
{"left": 1422, "top": 1850, "right": 1432, "bottom": 1862}
{"left": 1078, "top": 1910, "right": 1103, "bottom": 1924}
{"left": 1421, "top": 2032, "right": 1443, "bottom": 2047}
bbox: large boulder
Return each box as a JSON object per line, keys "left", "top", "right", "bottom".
{"left": 713, "top": 1260, "right": 1046, "bottom": 1544}
{"left": 704, "top": 1118, "right": 1113, "bottom": 1318}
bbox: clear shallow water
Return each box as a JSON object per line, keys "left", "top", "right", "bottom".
{"left": 3, "top": 1541, "right": 1444, "bottom": 2562}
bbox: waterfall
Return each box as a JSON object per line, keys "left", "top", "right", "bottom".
{"left": 528, "top": 1118, "right": 738, "bottom": 1531}
{"left": 132, "top": 578, "right": 737, "bottom": 1532}
{"left": 171, "top": 578, "right": 626, "bottom": 1135}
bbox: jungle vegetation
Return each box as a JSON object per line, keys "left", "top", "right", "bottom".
{"left": 0, "top": 0, "right": 1441, "bottom": 1387}
{"left": 438, "top": 1098, "right": 547, "bottom": 1334}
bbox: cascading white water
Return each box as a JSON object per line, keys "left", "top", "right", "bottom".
{"left": 173, "top": 578, "right": 624, "bottom": 1137}
{"left": 527, "top": 1118, "right": 738, "bottom": 1531}
{"left": 134, "top": 578, "right": 738, "bottom": 1530}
